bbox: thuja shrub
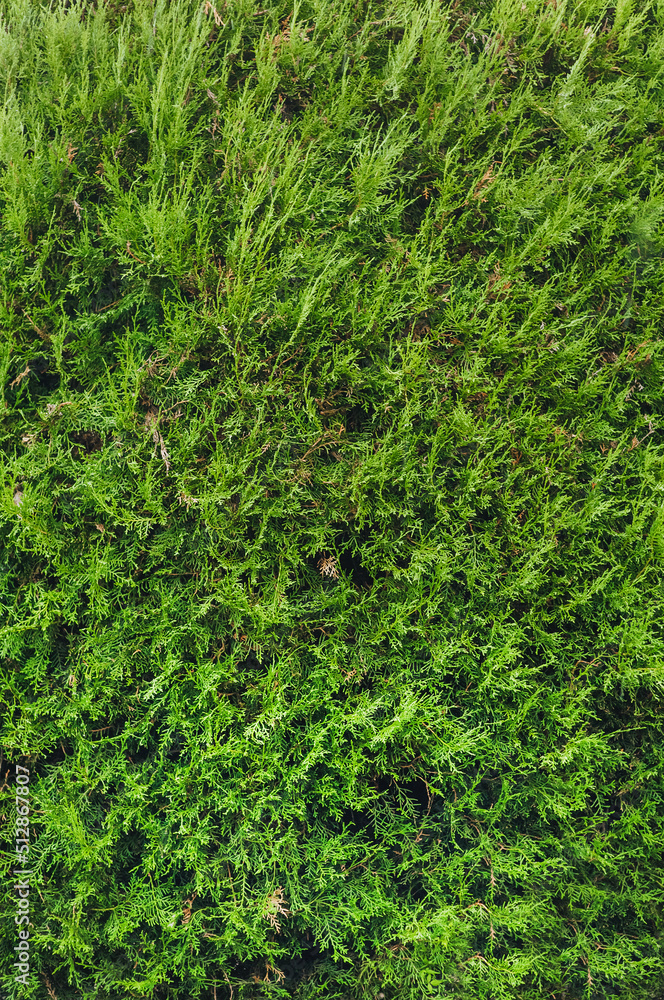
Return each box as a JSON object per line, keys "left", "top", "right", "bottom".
{"left": 1, "top": 0, "right": 664, "bottom": 996}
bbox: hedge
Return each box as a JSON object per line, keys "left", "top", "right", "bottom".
{"left": 1, "top": 0, "right": 664, "bottom": 997}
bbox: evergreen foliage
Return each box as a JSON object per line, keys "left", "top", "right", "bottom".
{"left": 1, "top": 0, "right": 664, "bottom": 996}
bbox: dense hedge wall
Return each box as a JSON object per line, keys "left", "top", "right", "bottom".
{"left": 1, "top": 0, "right": 664, "bottom": 997}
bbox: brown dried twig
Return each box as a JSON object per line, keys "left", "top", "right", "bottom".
{"left": 41, "top": 973, "right": 58, "bottom": 1000}
{"left": 318, "top": 555, "right": 339, "bottom": 580}
{"left": 10, "top": 364, "right": 30, "bottom": 389}
{"left": 145, "top": 407, "right": 171, "bottom": 471}
{"left": 263, "top": 887, "right": 291, "bottom": 933}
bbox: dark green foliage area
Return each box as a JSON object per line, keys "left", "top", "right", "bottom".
{"left": 1, "top": 0, "right": 664, "bottom": 996}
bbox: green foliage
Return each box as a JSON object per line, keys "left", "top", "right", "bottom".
{"left": 1, "top": 0, "right": 664, "bottom": 997}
